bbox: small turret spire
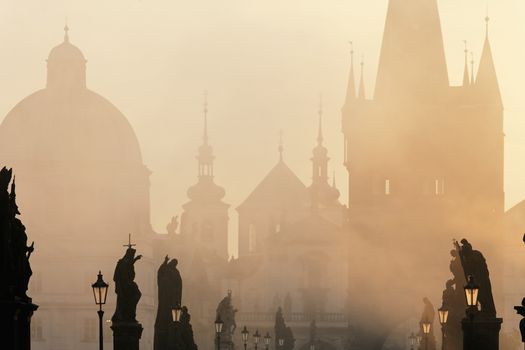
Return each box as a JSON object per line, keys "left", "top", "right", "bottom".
{"left": 462, "top": 40, "right": 470, "bottom": 86}
{"left": 203, "top": 91, "right": 209, "bottom": 145}
{"left": 317, "top": 94, "right": 323, "bottom": 146}
{"left": 278, "top": 130, "right": 284, "bottom": 162}
{"left": 470, "top": 51, "right": 475, "bottom": 85}
{"left": 332, "top": 171, "right": 336, "bottom": 188}
{"left": 344, "top": 41, "right": 357, "bottom": 104}
{"left": 358, "top": 56, "right": 366, "bottom": 100}
{"left": 485, "top": 7, "right": 490, "bottom": 39}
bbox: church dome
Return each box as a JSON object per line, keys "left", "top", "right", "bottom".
{"left": 0, "top": 27, "right": 151, "bottom": 240}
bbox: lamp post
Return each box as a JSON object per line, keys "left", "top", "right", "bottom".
{"left": 309, "top": 344, "right": 315, "bottom": 350}
{"left": 242, "top": 326, "right": 250, "bottom": 350}
{"left": 438, "top": 306, "right": 449, "bottom": 350}
{"left": 408, "top": 332, "right": 417, "bottom": 350}
{"left": 91, "top": 271, "right": 109, "bottom": 350}
{"left": 215, "top": 316, "right": 224, "bottom": 350}
{"left": 264, "top": 332, "right": 271, "bottom": 350}
{"left": 254, "top": 329, "right": 261, "bottom": 350}
{"left": 464, "top": 275, "right": 480, "bottom": 313}
{"left": 422, "top": 321, "right": 431, "bottom": 350}
{"left": 278, "top": 338, "right": 284, "bottom": 350}
{"left": 464, "top": 275, "right": 479, "bottom": 350}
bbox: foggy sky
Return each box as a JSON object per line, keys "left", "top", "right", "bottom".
{"left": 0, "top": 0, "right": 524, "bottom": 255}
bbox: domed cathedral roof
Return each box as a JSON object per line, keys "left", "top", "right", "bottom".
{"left": 0, "top": 26, "right": 152, "bottom": 240}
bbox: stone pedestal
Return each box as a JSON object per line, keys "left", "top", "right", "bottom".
{"left": 461, "top": 316, "right": 502, "bottom": 350}
{"left": 111, "top": 321, "right": 143, "bottom": 350}
{"left": 0, "top": 299, "right": 39, "bottom": 350}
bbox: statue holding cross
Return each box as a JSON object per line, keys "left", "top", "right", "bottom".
{"left": 112, "top": 234, "right": 142, "bottom": 323}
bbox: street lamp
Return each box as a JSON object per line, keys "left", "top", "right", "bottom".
{"left": 215, "top": 316, "right": 224, "bottom": 350}
{"left": 264, "top": 332, "right": 272, "bottom": 350}
{"left": 309, "top": 344, "right": 315, "bottom": 350}
{"left": 91, "top": 271, "right": 109, "bottom": 350}
{"left": 242, "top": 326, "right": 250, "bottom": 350}
{"left": 278, "top": 338, "right": 284, "bottom": 350}
{"left": 422, "top": 321, "right": 431, "bottom": 350}
{"left": 438, "top": 306, "right": 449, "bottom": 350}
{"left": 408, "top": 332, "right": 417, "bottom": 350}
{"left": 464, "top": 275, "right": 480, "bottom": 308}
{"left": 254, "top": 329, "right": 261, "bottom": 350}
{"left": 172, "top": 306, "right": 182, "bottom": 322}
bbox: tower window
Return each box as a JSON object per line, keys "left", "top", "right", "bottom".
{"left": 435, "top": 179, "right": 445, "bottom": 195}
{"left": 248, "top": 224, "right": 257, "bottom": 253}
{"left": 385, "top": 179, "right": 391, "bottom": 195}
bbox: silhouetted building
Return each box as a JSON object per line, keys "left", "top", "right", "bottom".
{"left": 342, "top": 0, "right": 503, "bottom": 343}
{"left": 0, "top": 27, "right": 157, "bottom": 350}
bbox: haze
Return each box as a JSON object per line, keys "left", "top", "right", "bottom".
{"left": 0, "top": 0, "right": 523, "bottom": 256}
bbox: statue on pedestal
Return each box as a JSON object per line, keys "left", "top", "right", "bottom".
{"left": 274, "top": 307, "right": 295, "bottom": 350}
{"left": 0, "top": 167, "right": 38, "bottom": 350}
{"left": 215, "top": 290, "right": 237, "bottom": 350}
{"left": 154, "top": 255, "right": 183, "bottom": 350}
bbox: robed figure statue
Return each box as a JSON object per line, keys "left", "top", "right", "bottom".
{"left": 0, "top": 167, "right": 38, "bottom": 350}
{"left": 154, "top": 256, "right": 183, "bottom": 350}
{"left": 112, "top": 247, "right": 142, "bottom": 323}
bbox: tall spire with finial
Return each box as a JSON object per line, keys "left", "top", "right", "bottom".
{"left": 470, "top": 51, "right": 475, "bottom": 85}
{"left": 203, "top": 91, "right": 209, "bottom": 145}
{"left": 344, "top": 41, "right": 356, "bottom": 105}
{"left": 197, "top": 91, "right": 215, "bottom": 179}
{"left": 278, "top": 130, "right": 284, "bottom": 162}
{"left": 476, "top": 14, "right": 502, "bottom": 105}
{"left": 358, "top": 56, "right": 366, "bottom": 100}
{"left": 317, "top": 94, "right": 324, "bottom": 146}
{"left": 462, "top": 40, "right": 470, "bottom": 86}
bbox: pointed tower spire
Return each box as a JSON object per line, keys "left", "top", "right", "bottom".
{"left": 197, "top": 92, "right": 215, "bottom": 179}
{"left": 332, "top": 171, "right": 336, "bottom": 188}
{"left": 203, "top": 91, "right": 209, "bottom": 145}
{"left": 344, "top": 41, "right": 356, "bottom": 105}
{"left": 278, "top": 130, "right": 284, "bottom": 162}
{"left": 476, "top": 15, "right": 502, "bottom": 105}
{"left": 375, "top": 0, "right": 449, "bottom": 102}
{"left": 470, "top": 52, "right": 475, "bottom": 85}
{"left": 462, "top": 40, "right": 470, "bottom": 86}
{"left": 358, "top": 57, "right": 366, "bottom": 100}
{"left": 317, "top": 94, "right": 324, "bottom": 145}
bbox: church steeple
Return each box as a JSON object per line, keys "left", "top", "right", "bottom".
{"left": 197, "top": 93, "right": 215, "bottom": 179}
{"left": 311, "top": 97, "right": 329, "bottom": 185}
{"left": 475, "top": 16, "right": 502, "bottom": 105}
{"left": 462, "top": 40, "right": 470, "bottom": 87}
{"left": 343, "top": 42, "right": 356, "bottom": 105}
{"left": 358, "top": 58, "right": 366, "bottom": 100}
{"left": 375, "top": 0, "right": 449, "bottom": 102}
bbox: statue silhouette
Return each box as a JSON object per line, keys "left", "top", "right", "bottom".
{"left": 0, "top": 168, "right": 34, "bottom": 301}
{"left": 215, "top": 290, "right": 237, "bottom": 349}
{"left": 418, "top": 298, "right": 437, "bottom": 350}
{"left": 154, "top": 256, "right": 183, "bottom": 350}
{"left": 112, "top": 247, "right": 142, "bottom": 323}
{"left": 274, "top": 307, "right": 295, "bottom": 350}
{"left": 457, "top": 238, "right": 496, "bottom": 317}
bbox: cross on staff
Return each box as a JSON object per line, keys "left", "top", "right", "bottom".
{"left": 123, "top": 233, "right": 136, "bottom": 249}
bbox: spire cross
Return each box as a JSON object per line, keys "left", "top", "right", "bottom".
{"left": 123, "top": 234, "right": 136, "bottom": 249}
{"left": 64, "top": 17, "right": 70, "bottom": 43}
{"left": 470, "top": 51, "right": 475, "bottom": 83}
